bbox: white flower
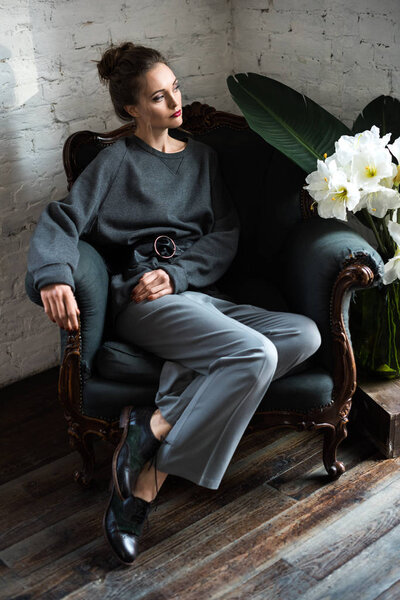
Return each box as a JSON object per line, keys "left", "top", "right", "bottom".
{"left": 351, "top": 146, "right": 394, "bottom": 189}
{"left": 388, "top": 219, "right": 400, "bottom": 246}
{"left": 388, "top": 137, "right": 400, "bottom": 163}
{"left": 335, "top": 126, "right": 393, "bottom": 182}
{"left": 356, "top": 125, "right": 391, "bottom": 149}
{"left": 304, "top": 157, "right": 338, "bottom": 202}
{"left": 334, "top": 135, "right": 357, "bottom": 175}
{"left": 354, "top": 186, "right": 400, "bottom": 218}
{"left": 379, "top": 163, "right": 398, "bottom": 188}
{"left": 316, "top": 169, "right": 360, "bottom": 221}
{"left": 307, "top": 127, "right": 399, "bottom": 225}
{"left": 383, "top": 220, "right": 400, "bottom": 284}
{"left": 304, "top": 156, "right": 337, "bottom": 202}
{"left": 383, "top": 248, "right": 400, "bottom": 284}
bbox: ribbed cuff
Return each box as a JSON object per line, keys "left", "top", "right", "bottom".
{"left": 34, "top": 264, "right": 75, "bottom": 293}
{"left": 158, "top": 263, "right": 188, "bottom": 294}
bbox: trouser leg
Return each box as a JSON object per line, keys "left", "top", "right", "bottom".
{"left": 115, "top": 291, "right": 278, "bottom": 488}
{"left": 114, "top": 291, "right": 321, "bottom": 489}
{"left": 190, "top": 293, "right": 322, "bottom": 381}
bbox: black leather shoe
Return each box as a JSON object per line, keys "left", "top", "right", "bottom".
{"left": 113, "top": 406, "right": 161, "bottom": 500}
{"left": 103, "top": 483, "right": 154, "bottom": 565}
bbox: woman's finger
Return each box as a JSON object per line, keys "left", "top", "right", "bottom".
{"left": 133, "top": 271, "right": 158, "bottom": 295}
{"left": 131, "top": 273, "right": 160, "bottom": 297}
{"left": 147, "top": 283, "right": 169, "bottom": 295}
{"left": 147, "top": 288, "right": 173, "bottom": 301}
{"left": 54, "top": 293, "right": 70, "bottom": 330}
{"left": 42, "top": 297, "right": 56, "bottom": 323}
{"left": 64, "top": 292, "right": 80, "bottom": 331}
{"left": 132, "top": 279, "right": 170, "bottom": 301}
{"left": 132, "top": 280, "right": 164, "bottom": 298}
{"left": 131, "top": 270, "right": 173, "bottom": 302}
{"left": 145, "top": 281, "right": 174, "bottom": 301}
{"left": 47, "top": 295, "right": 64, "bottom": 328}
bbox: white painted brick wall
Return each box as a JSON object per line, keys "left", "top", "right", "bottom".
{"left": 1, "top": 0, "right": 399, "bottom": 388}
{"left": 231, "top": 0, "right": 400, "bottom": 128}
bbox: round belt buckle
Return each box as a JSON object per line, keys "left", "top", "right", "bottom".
{"left": 153, "top": 235, "right": 176, "bottom": 259}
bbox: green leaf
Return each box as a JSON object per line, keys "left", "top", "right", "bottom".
{"left": 226, "top": 72, "right": 350, "bottom": 174}
{"left": 352, "top": 95, "right": 400, "bottom": 143}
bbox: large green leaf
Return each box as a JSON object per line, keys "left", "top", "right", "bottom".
{"left": 226, "top": 72, "right": 350, "bottom": 174}
{"left": 352, "top": 95, "right": 400, "bottom": 143}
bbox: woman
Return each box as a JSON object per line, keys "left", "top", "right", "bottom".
{"left": 27, "top": 42, "right": 321, "bottom": 565}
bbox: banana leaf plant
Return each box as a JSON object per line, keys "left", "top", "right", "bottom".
{"left": 226, "top": 72, "right": 350, "bottom": 174}
{"left": 352, "top": 95, "right": 400, "bottom": 139}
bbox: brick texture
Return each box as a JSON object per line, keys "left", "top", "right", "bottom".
{"left": 232, "top": 0, "right": 400, "bottom": 128}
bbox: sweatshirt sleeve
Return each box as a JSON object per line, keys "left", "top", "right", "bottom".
{"left": 160, "top": 151, "right": 240, "bottom": 294}
{"left": 27, "top": 143, "right": 125, "bottom": 293}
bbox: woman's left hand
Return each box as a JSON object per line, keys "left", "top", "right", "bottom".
{"left": 131, "top": 269, "right": 174, "bottom": 303}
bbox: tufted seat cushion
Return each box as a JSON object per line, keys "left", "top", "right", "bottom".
{"left": 83, "top": 361, "right": 334, "bottom": 420}
{"left": 95, "top": 340, "right": 164, "bottom": 383}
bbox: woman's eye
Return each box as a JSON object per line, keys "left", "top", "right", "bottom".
{"left": 153, "top": 85, "right": 180, "bottom": 102}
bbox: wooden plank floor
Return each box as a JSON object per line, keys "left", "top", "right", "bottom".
{"left": 1, "top": 368, "right": 400, "bottom": 600}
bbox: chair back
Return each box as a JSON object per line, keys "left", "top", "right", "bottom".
{"left": 186, "top": 118, "right": 307, "bottom": 293}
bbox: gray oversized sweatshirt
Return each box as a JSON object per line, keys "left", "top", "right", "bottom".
{"left": 27, "top": 132, "right": 241, "bottom": 323}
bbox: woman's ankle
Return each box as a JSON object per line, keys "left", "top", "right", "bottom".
{"left": 150, "top": 409, "right": 172, "bottom": 441}
{"left": 133, "top": 474, "right": 157, "bottom": 502}
{"left": 133, "top": 462, "right": 168, "bottom": 502}
{"left": 133, "top": 489, "right": 156, "bottom": 503}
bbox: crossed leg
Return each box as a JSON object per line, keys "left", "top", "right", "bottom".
{"left": 115, "top": 290, "right": 321, "bottom": 492}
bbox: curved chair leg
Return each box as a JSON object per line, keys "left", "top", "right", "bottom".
{"left": 69, "top": 429, "right": 96, "bottom": 487}
{"left": 322, "top": 420, "right": 347, "bottom": 480}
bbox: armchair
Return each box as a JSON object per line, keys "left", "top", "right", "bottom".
{"left": 25, "top": 102, "right": 384, "bottom": 487}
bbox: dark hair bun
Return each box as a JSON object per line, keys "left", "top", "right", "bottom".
{"left": 96, "top": 41, "right": 168, "bottom": 121}
{"left": 97, "top": 42, "right": 136, "bottom": 83}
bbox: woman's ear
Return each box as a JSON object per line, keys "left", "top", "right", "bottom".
{"left": 124, "top": 105, "right": 139, "bottom": 118}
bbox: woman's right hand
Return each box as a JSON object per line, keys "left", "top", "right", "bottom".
{"left": 40, "top": 283, "right": 80, "bottom": 332}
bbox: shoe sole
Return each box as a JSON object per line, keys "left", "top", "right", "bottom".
{"left": 112, "top": 405, "right": 134, "bottom": 501}
{"left": 102, "top": 481, "right": 138, "bottom": 567}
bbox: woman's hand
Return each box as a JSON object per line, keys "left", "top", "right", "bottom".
{"left": 40, "top": 283, "right": 80, "bottom": 331}
{"left": 131, "top": 269, "right": 174, "bottom": 303}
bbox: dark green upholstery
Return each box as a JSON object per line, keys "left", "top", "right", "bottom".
{"left": 25, "top": 124, "right": 385, "bottom": 422}
{"left": 279, "top": 218, "right": 383, "bottom": 372}
{"left": 95, "top": 340, "right": 164, "bottom": 383}
{"left": 80, "top": 364, "right": 335, "bottom": 420}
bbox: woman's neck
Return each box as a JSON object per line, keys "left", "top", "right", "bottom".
{"left": 133, "top": 127, "right": 180, "bottom": 153}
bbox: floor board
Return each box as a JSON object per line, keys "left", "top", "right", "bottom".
{"left": 0, "top": 368, "right": 397, "bottom": 600}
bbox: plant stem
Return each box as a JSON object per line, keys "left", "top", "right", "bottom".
{"left": 381, "top": 217, "right": 396, "bottom": 255}
{"left": 363, "top": 209, "right": 388, "bottom": 258}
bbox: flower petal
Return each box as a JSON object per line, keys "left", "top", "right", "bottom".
{"left": 383, "top": 256, "right": 400, "bottom": 284}
{"left": 388, "top": 220, "right": 400, "bottom": 247}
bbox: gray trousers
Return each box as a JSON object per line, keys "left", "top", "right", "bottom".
{"left": 114, "top": 290, "right": 321, "bottom": 490}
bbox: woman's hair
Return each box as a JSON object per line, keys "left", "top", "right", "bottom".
{"left": 96, "top": 41, "right": 168, "bottom": 122}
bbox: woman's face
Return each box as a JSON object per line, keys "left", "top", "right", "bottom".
{"left": 126, "top": 62, "right": 183, "bottom": 132}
